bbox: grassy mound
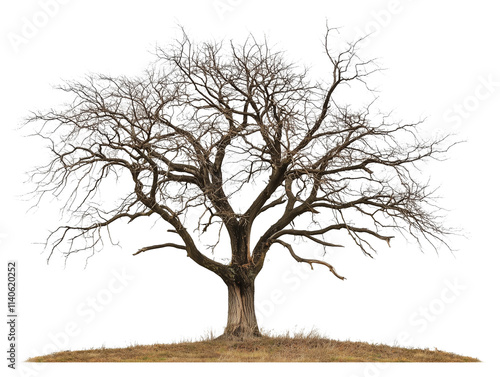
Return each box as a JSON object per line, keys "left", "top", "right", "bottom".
{"left": 27, "top": 332, "right": 479, "bottom": 362}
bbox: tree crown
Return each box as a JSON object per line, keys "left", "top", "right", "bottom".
{"left": 27, "top": 29, "right": 455, "bottom": 281}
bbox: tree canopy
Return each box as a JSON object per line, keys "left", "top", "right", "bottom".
{"left": 27, "top": 29, "right": 454, "bottom": 337}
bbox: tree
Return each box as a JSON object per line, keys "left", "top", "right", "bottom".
{"left": 27, "top": 29, "right": 453, "bottom": 339}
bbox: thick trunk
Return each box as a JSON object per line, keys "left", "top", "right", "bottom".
{"left": 222, "top": 280, "right": 260, "bottom": 338}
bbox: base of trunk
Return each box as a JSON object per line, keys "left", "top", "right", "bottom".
{"left": 222, "top": 281, "right": 261, "bottom": 339}
{"left": 216, "top": 330, "right": 262, "bottom": 341}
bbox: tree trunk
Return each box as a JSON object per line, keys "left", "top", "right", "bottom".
{"left": 222, "top": 280, "right": 260, "bottom": 338}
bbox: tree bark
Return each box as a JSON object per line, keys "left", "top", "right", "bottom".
{"left": 222, "top": 280, "right": 260, "bottom": 338}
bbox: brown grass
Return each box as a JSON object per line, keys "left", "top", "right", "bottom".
{"left": 27, "top": 332, "right": 479, "bottom": 363}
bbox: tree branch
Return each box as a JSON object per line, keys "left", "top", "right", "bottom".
{"left": 133, "top": 242, "right": 187, "bottom": 256}
{"left": 272, "top": 239, "right": 345, "bottom": 280}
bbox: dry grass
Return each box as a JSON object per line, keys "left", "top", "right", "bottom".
{"left": 27, "top": 331, "right": 479, "bottom": 363}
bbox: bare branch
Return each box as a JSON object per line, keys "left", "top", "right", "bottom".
{"left": 133, "top": 242, "right": 187, "bottom": 256}
{"left": 272, "top": 239, "right": 345, "bottom": 280}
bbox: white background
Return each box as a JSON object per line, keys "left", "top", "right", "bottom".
{"left": 1, "top": 0, "right": 499, "bottom": 376}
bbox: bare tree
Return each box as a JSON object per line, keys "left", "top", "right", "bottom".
{"left": 27, "top": 29, "right": 454, "bottom": 338}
